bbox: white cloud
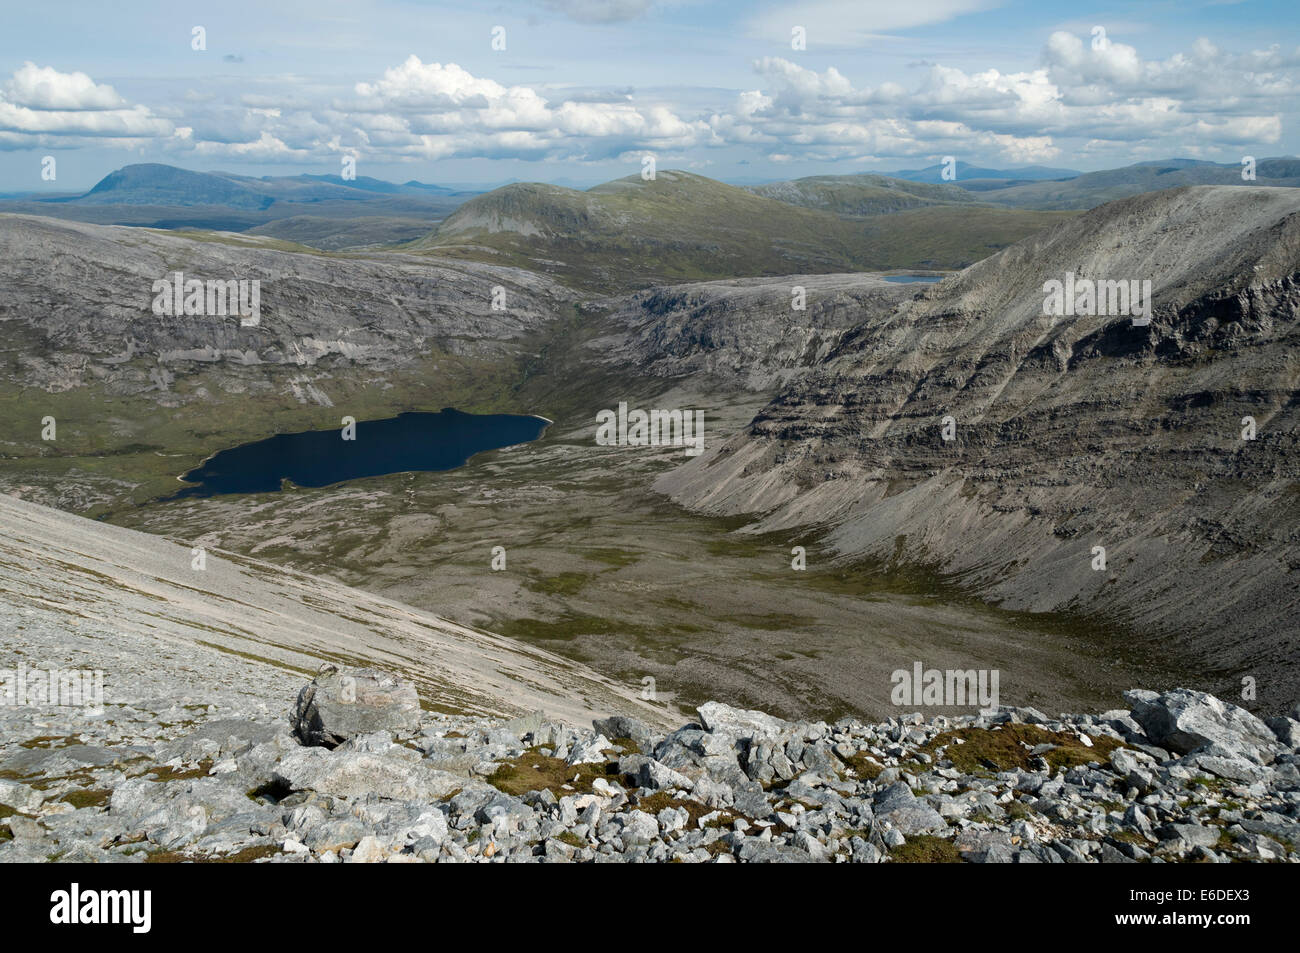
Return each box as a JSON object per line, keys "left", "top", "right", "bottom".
{"left": 3, "top": 62, "right": 126, "bottom": 110}
{"left": 713, "top": 30, "right": 1293, "bottom": 165}
{"left": 345, "top": 55, "right": 710, "bottom": 161}
{"left": 0, "top": 63, "right": 176, "bottom": 147}
{"left": 6, "top": 27, "right": 1293, "bottom": 169}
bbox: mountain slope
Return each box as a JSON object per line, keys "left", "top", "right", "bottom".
{"left": 72, "top": 164, "right": 276, "bottom": 208}
{"left": 0, "top": 492, "right": 674, "bottom": 727}
{"left": 978, "top": 158, "right": 1300, "bottom": 209}
{"left": 414, "top": 170, "right": 871, "bottom": 289}
{"left": 887, "top": 161, "right": 1082, "bottom": 184}
{"left": 0, "top": 164, "right": 476, "bottom": 245}
{"left": 0, "top": 213, "right": 574, "bottom": 507}
{"left": 658, "top": 185, "right": 1300, "bottom": 711}
{"left": 414, "top": 170, "right": 1072, "bottom": 290}
{"left": 746, "top": 174, "right": 981, "bottom": 216}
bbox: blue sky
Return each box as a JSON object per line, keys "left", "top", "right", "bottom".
{"left": 2, "top": 0, "right": 1297, "bottom": 191}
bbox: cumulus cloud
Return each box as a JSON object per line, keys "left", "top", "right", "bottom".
{"left": 714, "top": 31, "right": 1293, "bottom": 165}
{"left": 5, "top": 28, "right": 1293, "bottom": 168}
{"left": 0, "top": 63, "right": 176, "bottom": 148}
{"left": 345, "top": 55, "right": 711, "bottom": 161}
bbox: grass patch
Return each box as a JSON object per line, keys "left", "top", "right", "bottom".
{"left": 524, "top": 572, "right": 594, "bottom": 597}
{"left": 145, "top": 760, "right": 214, "bottom": 782}
{"left": 555, "top": 831, "right": 586, "bottom": 849}
{"left": 838, "top": 749, "right": 885, "bottom": 781}
{"left": 486, "top": 747, "right": 621, "bottom": 797}
{"left": 921, "top": 724, "right": 1125, "bottom": 775}
{"left": 59, "top": 789, "right": 110, "bottom": 810}
{"left": 144, "top": 843, "right": 282, "bottom": 864}
{"left": 635, "top": 791, "right": 733, "bottom": 829}
{"left": 890, "top": 835, "right": 961, "bottom": 863}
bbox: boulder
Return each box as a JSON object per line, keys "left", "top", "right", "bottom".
{"left": 291, "top": 666, "right": 421, "bottom": 749}
{"left": 1264, "top": 716, "right": 1300, "bottom": 750}
{"left": 872, "top": 781, "right": 948, "bottom": 835}
{"left": 592, "top": 714, "right": 656, "bottom": 753}
{"left": 1124, "top": 689, "right": 1277, "bottom": 763}
{"left": 273, "top": 747, "right": 465, "bottom": 802}
{"left": 697, "top": 702, "right": 788, "bottom": 743}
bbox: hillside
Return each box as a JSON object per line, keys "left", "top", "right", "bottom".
{"left": 886, "top": 161, "right": 1082, "bottom": 184}
{"left": 0, "top": 213, "right": 575, "bottom": 508}
{"left": 414, "top": 170, "right": 1071, "bottom": 290}
{"left": 978, "top": 158, "right": 1300, "bottom": 209}
{"left": 0, "top": 492, "right": 672, "bottom": 726}
{"left": 658, "top": 185, "right": 1300, "bottom": 710}
{"left": 0, "top": 164, "right": 475, "bottom": 245}
{"left": 746, "top": 174, "right": 981, "bottom": 216}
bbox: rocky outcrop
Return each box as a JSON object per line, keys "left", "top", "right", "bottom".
{"left": 0, "top": 213, "right": 573, "bottom": 400}
{"left": 291, "top": 666, "right": 421, "bottom": 748}
{"left": 659, "top": 186, "right": 1300, "bottom": 709}
{"left": 589, "top": 273, "right": 916, "bottom": 391}
{"left": 2, "top": 665, "right": 1296, "bottom": 863}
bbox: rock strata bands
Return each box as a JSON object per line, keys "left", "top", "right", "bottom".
{"left": 658, "top": 186, "right": 1300, "bottom": 707}
{"left": 3, "top": 664, "right": 1297, "bottom": 864}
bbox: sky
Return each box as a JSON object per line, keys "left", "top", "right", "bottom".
{"left": 1, "top": 0, "right": 1297, "bottom": 191}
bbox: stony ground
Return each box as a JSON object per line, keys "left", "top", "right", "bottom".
{"left": 3, "top": 650, "right": 1297, "bottom": 862}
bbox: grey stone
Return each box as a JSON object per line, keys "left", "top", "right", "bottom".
{"left": 273, "top": 747, "right": 465, "bottom": 802}
{"left": 1125, "top": 689, "right": 1277, "bottom": 763}
{"left": 291, "top": 666, "right": 421, "bottom": 749}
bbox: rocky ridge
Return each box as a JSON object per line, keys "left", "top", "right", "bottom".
{"left": 2, "top": 657, "right": 1297, "bottom": 863}
{"left": 658, "top": 186, "right": 1300, "bottom": 706}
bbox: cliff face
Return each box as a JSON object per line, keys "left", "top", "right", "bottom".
{"left": 658, "top": 187, "right": 1300, "bottom": 705}
{"left": 0, "top": 213, "right": 573, "bottom": 399}
{"left": 588, "top": 273, "right": 916, "bottom": 391}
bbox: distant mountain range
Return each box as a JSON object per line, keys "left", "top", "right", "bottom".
{"left": 882, "top": 161, "right": 1083, "bottom": 184}
{"left": 0, "top": 158, "right": 1296, "bottom": 258}
{"left": 53, "top": 163, "right": 461, "bottom": 207}
{"left": 0, "top": 163, "right": 478, "bottom": 249}
{"left": 413, "top": 169, "right": 1071, "bottom": 289}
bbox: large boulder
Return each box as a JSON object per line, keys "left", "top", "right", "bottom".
{"left": 291, "top": 666, "right": 421, "bottom": 749}
{"left": 273, "top": 746, "right": 466, "bottom": 802}
{"left": 872, "top": 781, "right": 948, "bottom": 835}
{"left": 1124, "top": 689, "right": 1278, "bottom": 763}
{"left": 697, "top": 702, "right": 789, "bottom": 743}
